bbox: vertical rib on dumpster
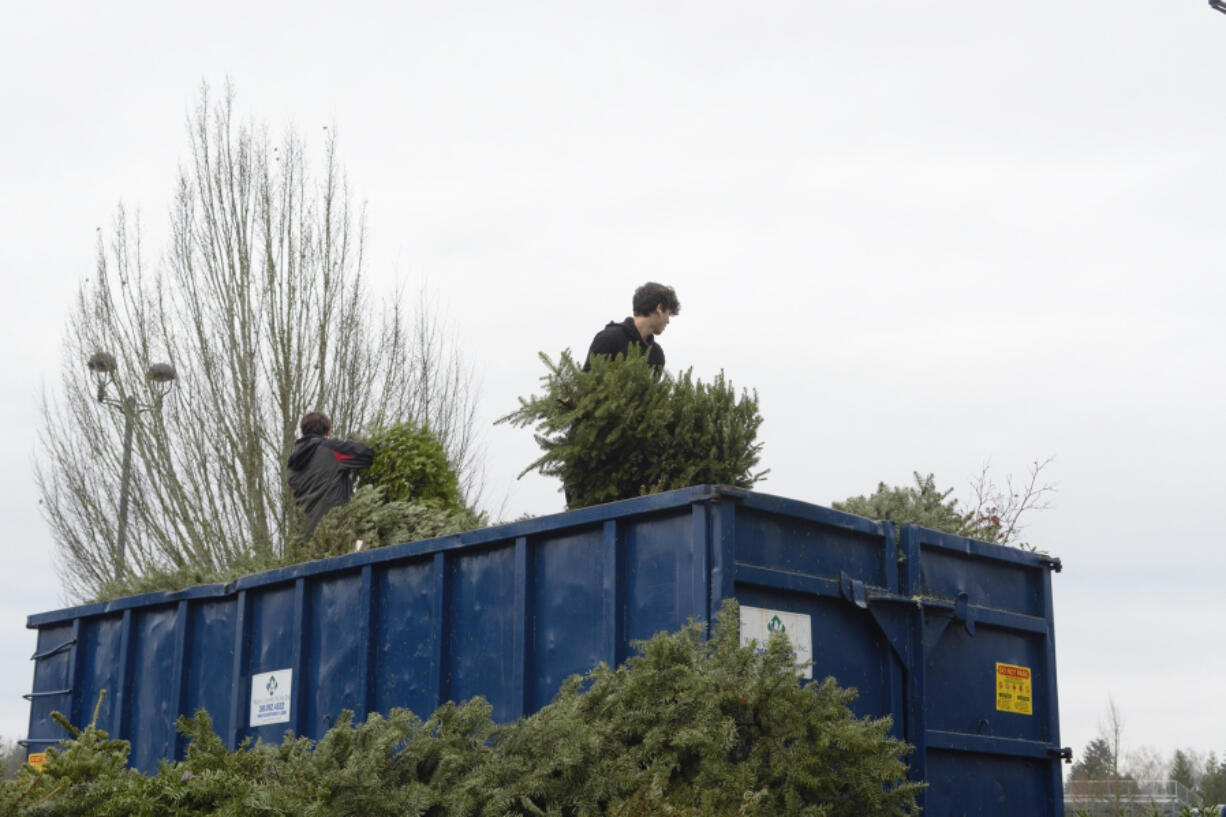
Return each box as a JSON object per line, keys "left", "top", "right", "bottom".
{"left": 68, "top": 618, "right": 83, "bottom": 728}
{"left": 356, "top": 565, "right": 375, "bottom": 723}
{"left": 899, "top": 525, "right": 930, "bottom": 804}
{"left": 113, "top": 609, "right": 133, "bottom": 740}
{"left": 709, "top": 497, "right": 735, "bottom": 627}
{"left": 1042, "top": 561, "right": 1064, "bottom": 817}
{"left": 601, "top": 519, "right": 623, "bottom": 668}
{"left": 511, "top": 536, "right": 530, "bottom": 719}
{"left": 686, "top": 502, "right": 707, "bottom": 627}
{"left": 169, "top": 600, "right": 190, "bottom": 760}
{"left": 290, "top": 578, "right": 307, "bottom": 737}
{"left": 430, "top": 551, "right": 449, "bottom": 708}
{"left": 227, "top": 590, "right": 250, "bottom": 749}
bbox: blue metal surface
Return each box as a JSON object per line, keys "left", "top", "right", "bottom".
{"left": 24, "top": 485, "right": 1066, "bottom": 815}
{"left": 900, "top": 524, "right": 1066, "bottom": 817}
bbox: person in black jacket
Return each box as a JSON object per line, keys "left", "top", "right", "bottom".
{"left": 287, "top": 411, "right": 374, "bottom": 530}
{"left": 584, "top": 282, "right": 681, "bottom": 372}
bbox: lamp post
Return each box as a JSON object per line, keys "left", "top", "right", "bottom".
{"left": 86, "top": 351, "right": 177, "bottom": 578}
{"left": 1214, "top": 0, "right": 1226, "bottom": 14}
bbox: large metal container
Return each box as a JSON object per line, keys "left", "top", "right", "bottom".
{"left": 24, "top": 485, "right": 1067, "bottom": 815}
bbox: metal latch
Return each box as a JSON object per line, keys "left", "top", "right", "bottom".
{"left": 839, "top": 571, "right": 868, "bottom": 609}
{"left": 1048, "top": 746, "right": 1073, "bottom": 763}
{"left": 954, "top": 592, "right": 976, "bottom": 636}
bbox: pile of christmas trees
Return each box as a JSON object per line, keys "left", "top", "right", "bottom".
{"left": 3, "top": 602, "right": 919, "bottom": 817}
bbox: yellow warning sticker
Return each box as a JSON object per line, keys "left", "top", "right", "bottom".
{"left": 27, "top": 752, "right": 47, "bottom": 771}
{"left": 995, "top": 662, "right": 1033, "bottom": 715}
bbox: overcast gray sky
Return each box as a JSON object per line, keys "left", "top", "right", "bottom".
{"left": 2, "top": 0, "right": 1223, "bottom": 775}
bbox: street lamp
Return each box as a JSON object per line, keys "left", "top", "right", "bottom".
{"left": 1213, "top": 0, "right": 1226, "bottom": 14}
{"left": 87, "top": 351, "right": 177, "bottom": 578}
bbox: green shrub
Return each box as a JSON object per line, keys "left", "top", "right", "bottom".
{"left": 498, "top": 349, "right": 767, "bottom": 509}
{"left": 93, "top": 549, "right": 285, "bottom": 601}
{"left": 833, "top": 473, "right": 976, "bottom": 540}
{"left": 362, "top": 421, "right": 465, "bottom": 511}
{"left": 290, "top": 484, "right": 485, "bottom": 562}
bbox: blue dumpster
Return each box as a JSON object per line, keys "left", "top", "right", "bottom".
{"left": 24, "top": 485, "right": 1067, "bottom": 815}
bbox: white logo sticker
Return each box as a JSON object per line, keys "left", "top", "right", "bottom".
{"left": 739, "top": 605, "right": 813, "bottom": 679}
{"left": 250, "top": 669, "right": 293, "bottom": 727}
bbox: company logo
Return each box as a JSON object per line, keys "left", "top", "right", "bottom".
{"left": 265, "top": 675, "right": 279, "bottom": 696}
{"left": 768, "top": 615, "right": 785, "bottom": 634}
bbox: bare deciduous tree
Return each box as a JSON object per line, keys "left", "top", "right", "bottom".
{"left": 0, "top": 735, "right": 23, "bottom": 780}
{"left": 1101, "top": 695, "right": 1126, "bottom": 779}
{"left": 962, "top": 456, "right": 1057, "bottom": 549}
{"left": 37, "top": 85, "right": 481, "bottom": 601}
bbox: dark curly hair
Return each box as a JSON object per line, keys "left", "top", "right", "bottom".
{"left": 632, "top": 282, "right": 681, "bottom": 317}
{"left": 299, "top": 411, "right": 332, "bottom": 437}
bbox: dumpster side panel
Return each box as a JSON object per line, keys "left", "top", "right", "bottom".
{"left": 732, "top": 500, "right": 904, "bottom": 731}
{"left": 530, "top": 525, "right": 609, "bottom": 712}
{"left": 903, "top": 525, "right": 1064, "bottom": 816}
{"left": 78, "top": 615, "right": 124, "bottom": 737}
{"left": 128, "top": 606, "right": 181, "bottom": 770}
{"left": 446, "top": 543, "right": 519, "bottom": 721}
{"left": 925, "top": 624, "right": 1051, "bottom": 741}
{"left": 305, "top": 572, "right": 365, "bottom": 736}
{"left": 918, "top": 546, "right": 1044, "bottom": 618}
{"left": 623, "top": 509, "right": 701, "bottom": 644}
{"left": 183, "top": 599, "right": 236, "bottom": 736}
{"left": 734, "top": 506, "right": 888, "bottom": 588}
{"left": 371, "top": 557, "right": 440, "bottom": 719}
{"left": 925, "top": 751, "right": 1054, "bottom": 817}
{"left": 240, "top": 585, "right": 297, "bottom": 747}
{"left": 25, "top": 623, "right": 77, "bottom": 750}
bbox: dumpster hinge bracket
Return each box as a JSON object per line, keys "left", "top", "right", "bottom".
{"left": 838, "top": 571, "right": 868, "bottom": 608}
{"left": 1049, "top": 746, "right": 1074, "bottom": 764}
{"left": 954, "top": 592, "right": 976, "bottom": 636}
{"left": 840, "top": 572, "right": 910, "bottom": 663}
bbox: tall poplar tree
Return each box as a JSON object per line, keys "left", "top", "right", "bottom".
{"left": 37, "top": 85, "right": 480, "bottom": 600}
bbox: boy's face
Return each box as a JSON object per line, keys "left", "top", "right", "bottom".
{"left": 647, "top": 305, "right": 672, "bottom": 336}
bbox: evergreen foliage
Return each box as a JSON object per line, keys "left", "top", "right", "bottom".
{"left": 362, "top": 422, "right": 466, "bottom": 511}
{"left": 1172, "top": 749, "right": 1195, "bottom": 790}
{"left": 1068, "top": 737, "right": 1118, "bottom": 781}
{"left": 0, "top": 693, "right": 135, "bottom": 816}
{"left": 0, "top": 736, "right": 24, "bottom": 780}
{"left": 296, "top": 422, "right": 484, "bottom": 561}
{"left": 94, "top": 424, "right": 483, "bottom": 599}
{"left": 94, "top": 549, "right": 286, "bottom": 601}
{"left": 94, "top": 486, "right": 483, "bottom": 600}
{"left": 498, "top": 349, "right": 766, "bottom": 509}
{"left": 93, "top": 483, "right": 483, "bottom": 598}
{"left": 468, "top": 600, "right": 921, "bottom": 816}
{"left": 3, "top": 602, "right": 919, "bottom": 817}
{"left": 1201, "top": 752, "right": 1226, "bottom": 805}
{"left": 289, "top": 485, "right": 484, "bottom": 563}
{"left": 833, "top": 472, "right": 1000, "bottom": 542}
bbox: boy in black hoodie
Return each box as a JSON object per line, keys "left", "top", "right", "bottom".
{"left": 287, "top": 411, "right": 374, "bottom": 530}
{"left": 584, "top": 282, "right": 680, "bottom": 372}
